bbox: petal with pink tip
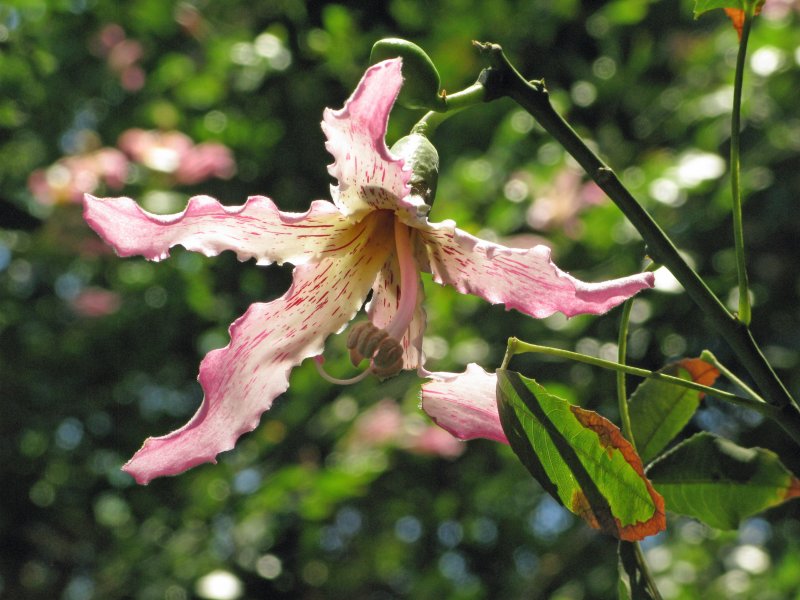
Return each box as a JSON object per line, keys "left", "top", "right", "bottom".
{"left": 421, "top": 364, "right": 508, "bottom": 444}
{"left": 419, "top": 221, "right": 654, "bottom": 318}
{"left": 322, "top": 59, "right": 412, "bottom": 217}
{"left": 83, "top": 194, "right": 357, "bottom": 265}
{"left": 122, "top": 211, "right": 395, "bottom": 483}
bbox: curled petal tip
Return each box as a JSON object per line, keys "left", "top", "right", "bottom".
{"left": 322, "top": 58, "right": 412, "bottom": 215}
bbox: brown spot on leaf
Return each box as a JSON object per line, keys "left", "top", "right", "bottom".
{"left": 724, "top": 5, "right": 762, "bottom": 40}
{"left": 725, "top": 8, "right": 746, "bottom": 38}
{"left": 785, "top": 477, "right": 800, "bottom": 500}
{"left": 569, "top": 405, "right": 667, "bottom": 541}
{"left": 674, "top": 357, "right": 720, "bottom": 396}
{"left": 571, "top": 406, "right": 643, "bottom": 474}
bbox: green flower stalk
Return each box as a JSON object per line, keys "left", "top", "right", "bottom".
{"left": 729, "top": 6, "right": 756, "bottom": 325}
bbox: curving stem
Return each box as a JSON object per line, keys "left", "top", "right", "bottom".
{"left": 475, "top": 42, "right": 800, "bottom": 444}
{"left": 729, "top": 7, "right": 755, "bottom": 325}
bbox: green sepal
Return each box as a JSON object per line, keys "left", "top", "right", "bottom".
{"left": 370, "top": 38, "right": 446, "bottom": 111}
{"left": 390, "top": 133, "right": 439, "bottom": 208}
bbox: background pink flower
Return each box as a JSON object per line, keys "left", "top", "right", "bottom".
{"left": 404, "top": 426, "right": 465, "bottom": 459}
{"left": 118, "top": 128, "right": 236, "bottom": 184}
{"left": 92, "top": 24, "right": 146, "bottom": 92}
{"left": 70, "top": 287, "right": 122, "bottom": 318}
{"left": 28, "top": 148, "right": 129, "bottom": 206}
{"left": 344, "top": 398, "right": 465, "bottom": 459}
{"left": 526, "top": 167, "right": 605, "bottom": 237}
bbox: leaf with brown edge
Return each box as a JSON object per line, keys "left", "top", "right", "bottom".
{"left": 725, "top": 8, "right": 747, "bottom": 37}
{"left": 648, "top": 432, "right": 800, "bottom": 529}
{"left": 497, "top": 369, "right": 666, "bottom": 541}
{"left": 693, "top": 0, "right": 764, "bottom": 18}
{"left": 785, "top": 477, "right": 800, "bottom": 501}
{"left": 724, "top": 6, "right": 763, "bottom": 39}
{"left": 628, "top": 357, "right": 720, "bottom": 464}
{"left": 678, "top": 357, "right": 720, "bottom": 390}
{"left": 571, "top": 406, "right": 666, "bottom": 541}
{"left": 693, "top": 0, "right": 764, "bottom": 38}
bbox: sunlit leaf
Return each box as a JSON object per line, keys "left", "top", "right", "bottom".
{"left": 628, "top": 357, "right": 719, "bottom": 464}
{"left": 693, "top": 0, "right": 745, "bottom": 17}
{"left": 693, "top": 0, "right": 764, "bottom": 38}
{"left": 648, "top": 432, "right": 800, "bottom": 530}
{"left": 693, "top": 0, "right": 763, "bottom": 17}
{"left": 497, "top": 369, "right": 666, "bottom": 541}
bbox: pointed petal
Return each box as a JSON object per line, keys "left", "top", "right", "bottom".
{"left": 367, "top": 243, "right": 427, "bottom": 370}
{"left": 83, "top": 194, "right": 356, "bottom": 265}
{"left": 122, "top": 211, "right": 394, "bottom": 483}
{"left": 419, "top": 221, "right": 654, "bottom": 318}
{"left": 421, "top": 364, "right": 508, "bottom": 444}
{"left": 322, "top": 59, "right": 414, "bottom": 217}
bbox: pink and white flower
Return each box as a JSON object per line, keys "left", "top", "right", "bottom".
{"left": 343, "top": 398, "right": 466, "bottom": 459}
{"left": 421, "top": 363, "right": 508, "bottom": 445}
{"left": 83, "top": 59, "right": 653, "bottom": 484}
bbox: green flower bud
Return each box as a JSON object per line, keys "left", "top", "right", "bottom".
{"left": 370, "top": 38, "right": 446, "bottom": 112}
{"left": 391, "top": 133, "right": 439, "bottom": 208}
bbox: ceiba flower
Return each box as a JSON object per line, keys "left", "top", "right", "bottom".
{"left": 83, "top": 59, "right": 654, "bottom": 484}
{"left": 421, "top": 363, "right": 508, "bottom": 445}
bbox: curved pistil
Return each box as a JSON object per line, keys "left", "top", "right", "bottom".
{"left": 384, "top": 218, "right": 419, "bottom": 340}
{"left": 314, "top": 218, "right": 419, "bottom": 385}
{"left": 313, "top": 355, "right": 373, "bottom": 385}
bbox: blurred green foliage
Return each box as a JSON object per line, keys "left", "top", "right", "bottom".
{"left": 2, "top": 0, "right": 800, "bottom": 598}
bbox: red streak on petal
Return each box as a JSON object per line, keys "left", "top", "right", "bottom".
{"left": 323, "top": 223, "right": 368, "bottom": 253}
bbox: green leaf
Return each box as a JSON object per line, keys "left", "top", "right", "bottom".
{"left": 628, "top": 358, "right": 719, "bottom": 464}
{"left": 693, "top": 0, "right": 744, "bottom": 18}
{"left": 497, "top": 369, "right": 665, "bottom": 541}
{"left": 693, "top": 0, "right": 765, "bottom": 37}
{"left": 647, "top": 432, "right": 800, "bottom": 529}
{"left": 600, "top": 0, "right": 652, "bottom": 26}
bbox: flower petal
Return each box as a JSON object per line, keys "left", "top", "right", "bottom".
{"left": 122, "top": 211, "right": 395, "bottom": 483}
{"left": 83, "top": 194, "right": 357, "bottom": 265}
{"left": 366, "top": 246, "right": 427, "bottom": 370}
{"left": 322, "top": 59, "right": 415, "bottom": 217}
{"left": 421, "top": 364, "right": 508, "bottom": 444}
{"left": 419, "top": 221, "right": 654, "bottom": 318}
